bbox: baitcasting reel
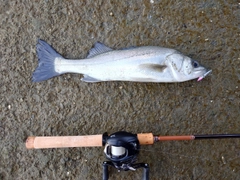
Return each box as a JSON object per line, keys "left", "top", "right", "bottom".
{"left": 102, "top": 131, "right": 149, "bottom": 180}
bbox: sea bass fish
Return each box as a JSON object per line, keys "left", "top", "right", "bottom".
{"left": 33, "top": 40, "right": 210, "bottom": 83}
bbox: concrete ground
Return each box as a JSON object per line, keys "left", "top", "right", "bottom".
{"left": 0, "top": 0, "right": 239, "bottom": 179}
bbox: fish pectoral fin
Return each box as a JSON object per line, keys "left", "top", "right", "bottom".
{"left": 87, "top": 42, "right": 113, "bottom": 58}
{"left": 81, "top": 75, "right": 101, "bottom": 83}
{"left": 139, "top": 64, "right": 167, "bottom": 72}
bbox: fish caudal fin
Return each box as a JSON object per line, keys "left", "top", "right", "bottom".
{"left": 32, "top": 39, "right": 63, "bottom": 82}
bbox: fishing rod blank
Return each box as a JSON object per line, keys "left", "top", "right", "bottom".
{"left": 193, "top": 134, "right": 240, "bottom": 139}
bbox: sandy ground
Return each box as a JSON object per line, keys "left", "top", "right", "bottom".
{"left": 0, "top": 0, "right": 240, "bottom": 179}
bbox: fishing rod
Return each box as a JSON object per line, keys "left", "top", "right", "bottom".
{"left": 26, "top": 131, "right": 240, "bottom": 180}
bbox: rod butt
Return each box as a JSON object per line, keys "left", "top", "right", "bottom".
{"left": 26, "top": 137, "right": 35, "bottom": 149}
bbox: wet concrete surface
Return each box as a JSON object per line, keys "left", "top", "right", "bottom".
{"left": 0, "top": 0, "right": 240, "bottom": 179}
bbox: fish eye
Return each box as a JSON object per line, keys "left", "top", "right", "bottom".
{"left": 192, "top": 61, "right": 199, "bottom": 68}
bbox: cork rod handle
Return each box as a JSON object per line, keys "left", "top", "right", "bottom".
{"left": 26, "top": 135, "right": 103, "bottom": 149}
{"left": 26, "top": 133, "right": 156, "bottom": 149}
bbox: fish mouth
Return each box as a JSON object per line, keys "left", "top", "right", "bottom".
{"left": 193, "top": 66, "right": 207, "bottom": 75}
{"left": 197, "top": 69, "right": 212, "bottom": 81}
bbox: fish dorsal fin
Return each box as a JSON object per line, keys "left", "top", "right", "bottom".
{"left": 119, "top": 46, "right": 136, "bottom": 50}
{"left": 87, "top": 42, "right": 113, "bottom": 58}
{"left": 139, "top": 64, "right": 167, "bottom": 72}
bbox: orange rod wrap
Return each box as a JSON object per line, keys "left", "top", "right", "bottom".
{"left": 158, "top": 135, "right": 195, "bottom": 141}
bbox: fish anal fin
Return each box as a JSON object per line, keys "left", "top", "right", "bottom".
{"left": 139, "top": 64, "right": 167, "bottom": 72}
{"left": 81, "top": 75, "right": 101, "bottom": 83}
{"left": 87, "top": 42, "right": 113, "bottom": 58}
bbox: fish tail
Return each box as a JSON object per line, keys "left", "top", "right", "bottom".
{"left": 32, "top": 39, "right": 63, "bottom": 82}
